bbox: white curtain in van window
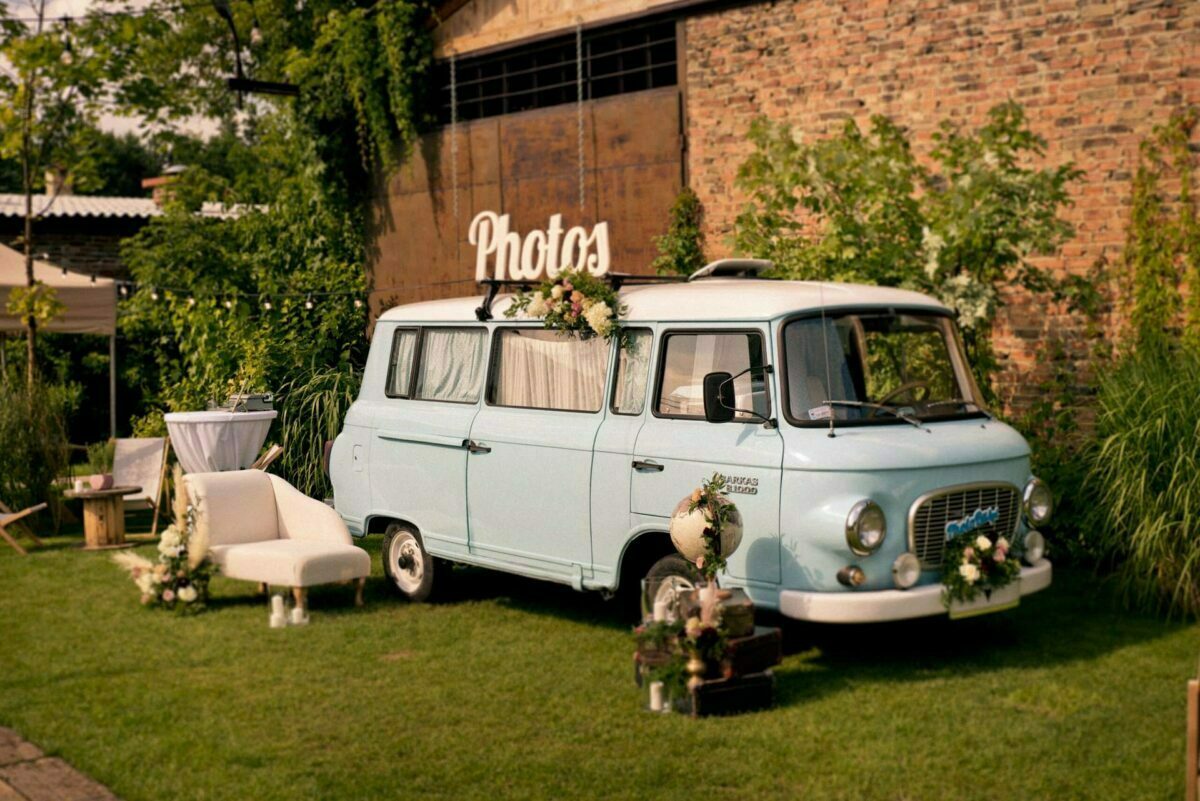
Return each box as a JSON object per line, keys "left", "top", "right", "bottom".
{"left": 415, "top": 329, "right": 487, "bottom": 402}
{"left": 613, "top": 330, "right": 651, "bottom": 414}
{"left": 495, "top": 330, "right": 607, "bottom": 412}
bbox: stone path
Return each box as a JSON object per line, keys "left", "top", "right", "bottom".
{"left": 0, "top": 728, "right": 118, "bottom": 801}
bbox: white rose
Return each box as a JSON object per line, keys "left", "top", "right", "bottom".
{"left": 974, "top": 534, "right": 992, "bottom": 551}
{"left": 525, "top": 294, "right": 548, "bottom": 318}
{"left": 178, "top": 585, "right": 198, "bottom": 603}
{"left": 550, "top": 285, "right": 564, "bottom": 300}
{"left": 584, "top": 301, "right": 613, "bottom": 336}
{"left": 959, "top": 563, "right": 980, "bottom": 584}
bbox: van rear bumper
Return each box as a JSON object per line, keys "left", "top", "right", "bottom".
{"left": 778, "top": 559, "right": 1052, "bottom": 623}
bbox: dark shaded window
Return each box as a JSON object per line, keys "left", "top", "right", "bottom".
{"left": 435, "top": 18, "right": 677, "bottom": 125}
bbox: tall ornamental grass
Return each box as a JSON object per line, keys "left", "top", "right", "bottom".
{"left": 1085, "top": 348, "right": 1200, "bottom": 617}
{"left": 275, "top": 364, "right": 361, "bottom": 499}
{"left": 0, "top": 381, "right": 75, "bottom": 528}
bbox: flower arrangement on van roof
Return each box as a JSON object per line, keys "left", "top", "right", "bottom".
{"left": 505, "top": 268, "right": 627, "bottom": 342}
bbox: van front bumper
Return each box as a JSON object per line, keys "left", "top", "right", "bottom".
{"left": 778, "top": 559, "right": 1052, "bottom": 623}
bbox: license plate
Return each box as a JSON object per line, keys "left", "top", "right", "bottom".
{"left": 948, "top": 580, "right": 1021, "bottom": 620}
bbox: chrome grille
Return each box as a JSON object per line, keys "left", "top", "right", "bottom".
{"left": 908, "top": 483, "right": 1021, "bottom": 569}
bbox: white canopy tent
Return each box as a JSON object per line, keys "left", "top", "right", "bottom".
{"left": 0, "top": 243, "right": 119, "bottom": 436}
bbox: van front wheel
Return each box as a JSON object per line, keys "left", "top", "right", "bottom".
{"left": 382, "top": 523, "right": 436, "bottom": 602}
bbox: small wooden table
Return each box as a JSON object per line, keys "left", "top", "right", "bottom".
{"left": 64, "top": 486, "right": 142, "bottom": 550}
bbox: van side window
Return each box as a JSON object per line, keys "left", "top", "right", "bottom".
{"left": 385, "top": 328, "right": 418, "bottom": 398}
{"left": 612, "top": 329, "right": 652, "bottom": 415}
{"left": 414, "top": 328, "right": 488, "bottom": 403}
{"left": 492, "top": 329, "right": 607, "bottom": 412}
{"left": 656, "top": 332, "right": 769, "bottom": 420}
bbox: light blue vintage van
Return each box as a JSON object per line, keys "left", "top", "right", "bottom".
{"left": 330, "top": 264, "right": 1052, "bottom": 622}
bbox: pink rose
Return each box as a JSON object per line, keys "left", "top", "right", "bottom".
{"left": 963, "top": 546, "right": 975, "bottom": 560}
{"left": 994, "top": 549, "right": 1006, "bottom": 563}
{"left": 572, "top": 301, "right": 583, "bottom": 314}
{"left": 696, "top": 556, "right": 705, "bottom": 569}
{"left": 562, "top": 280, "right": 573, "bottom": 291}
{"left": 162, "top": 589, "right": 176, "bottom": 603}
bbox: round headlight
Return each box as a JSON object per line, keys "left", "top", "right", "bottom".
{"left": 1023, "top": 478, "right": 1053, "bottom": 526}
{"left": 1023, "top": 530, "right": 1045, "bottom": 565}
{"left": 892, "top": 552, "right": 921, "bottom": 589}
{"left": 846, "top": 500, "right": 887, "bottom": 555}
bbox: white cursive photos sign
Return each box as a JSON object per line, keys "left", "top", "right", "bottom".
{"left": 469, "top": 211, "right": 610, "bottom": 282}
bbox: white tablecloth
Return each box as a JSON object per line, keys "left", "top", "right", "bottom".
{"left": 164, "top": 411, "right": 278, "bottom": 474}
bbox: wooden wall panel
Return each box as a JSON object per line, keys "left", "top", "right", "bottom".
{"left": 368, "top": 87, "right": 681, "bottom": 316}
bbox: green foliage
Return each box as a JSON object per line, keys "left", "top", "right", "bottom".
{"left": 734, "top": 102, "right": 1081, "bottom": 396}
{"left": 1124, "top": 109, "right": 1198, "bottom": 352}
{"left": 5, "top": 281, "right": 63, "bottom": 327}
{"left": 119, "top": 124, "right": 368, "bottom": 418}
{"left": 1083, "top": 348, "right": 1200, "bottom": 617}
{"left": 651, "top": 188, "right": 707, "bottom": 276}
{"left": 0, "top": 381, "right": 76, "bottom": 528}
{"left": 98, "top": 0, "right": 433, "bottom": 195}
{"left": 276, "top": 363, "right": 362, "bottom": 498}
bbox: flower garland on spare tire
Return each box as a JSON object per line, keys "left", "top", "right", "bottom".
{"left": 113, "top": 487, "right": 217, "bottom": 613}
{"left": 504, "top": 268, "right": 626, "bottom": 342}
{"left": 684, "top": 473, "right": 741, "bottom": 583}
{"left": 941, "top": 532, "right": 1020, "bottom": 608}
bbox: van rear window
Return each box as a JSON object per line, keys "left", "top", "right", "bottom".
{"left": 491, "top": 329, "right": 608, "bottom": 412}
{"left": 414, "top": 328, "right": 488, "bottom": 403}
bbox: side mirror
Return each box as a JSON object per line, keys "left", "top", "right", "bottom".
{"left": 702, "top": 372, "right": 736, "bottom": 423}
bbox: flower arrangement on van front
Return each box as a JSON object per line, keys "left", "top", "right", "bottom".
{"left": 505, "top": 268, "right": 626, "bottom": 342}
{"left": 113, "top": 501, "right": 217, "bottom": 613}
{"left": 941, "top": 531, "right": 1020, "bottom": 607}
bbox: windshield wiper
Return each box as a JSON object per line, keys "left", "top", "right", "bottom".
{"left": 923, "top": 398, "right": 994, "bottom": 420}
{"left": 821, "top": 400, "right": 929, "bottom": 432}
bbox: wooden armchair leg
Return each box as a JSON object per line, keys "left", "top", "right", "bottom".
{"left": 0, "top": 526, "right": 28, "bottom": 556}
{"left": 354, "top": 577, "right": 366, "bottom": 607}
{"left": 291, "top": 586, "right": 307, "bottom": 614}
{"left": 258, "top": 582, "right": 268, "bottom": 595}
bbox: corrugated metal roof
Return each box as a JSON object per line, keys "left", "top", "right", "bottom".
{"left": 0, "top": 194, "right": 259, "bottom": 220}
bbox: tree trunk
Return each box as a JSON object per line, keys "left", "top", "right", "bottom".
{"left": 23, "top": 190, "right": 35, "bottom": 388}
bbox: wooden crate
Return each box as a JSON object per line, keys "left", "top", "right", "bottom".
{"left": 720, "top": 626, "right": 783, "bottom": 679}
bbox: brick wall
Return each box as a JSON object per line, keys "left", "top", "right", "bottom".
{"left": 683, "top": 0, "right": 1200, "bottom": 412}
{"left": 0, "top": 218, "right": 146, "bottom": 279}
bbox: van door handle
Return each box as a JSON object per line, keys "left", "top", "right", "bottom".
{"left": 463, "top": 439, "right": 492, "bottom": 454}
{"left": 632, "top": 459, "right": 664, "bottom": 472}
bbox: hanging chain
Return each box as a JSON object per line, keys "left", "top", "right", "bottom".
{"left": 450, "top": 51, "right": 461, "bottom": 263}
{"left": 575, "top": 20, "right": 585, "bottom": 215}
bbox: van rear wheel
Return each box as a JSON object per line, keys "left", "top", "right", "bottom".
{"left": 644, "top": 553, "right": 700, "bottom": 619}
{"left": 382, "top": 523, "right": 436, "bottom": 602}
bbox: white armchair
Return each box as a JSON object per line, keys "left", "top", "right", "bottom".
{"left": 183, "top": 470, "right": 370, "bottom": 612}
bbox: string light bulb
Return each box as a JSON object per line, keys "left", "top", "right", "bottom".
{"left": 150, "top": 287, "right": 159, "bottom": 301}
{"left": 187, "top": 296, "right": 196, "bottom": 307}
{"left": 304, "top": 294, "right": 314, "bottom": 310}
{"left": 119, "top": 284, "right": 129, "bottom": 298}
{"left": 353, "top": 298, "right": 363, "bottom": 309}
{"left": 224, "top": 298, "right": 234, "bottom": 310}
{"left": 262, "top": 298, "right": 273, "bottom": 311}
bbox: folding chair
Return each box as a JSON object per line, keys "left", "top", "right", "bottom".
{"left": 250, "top": 443, "right": 284, "bottom": 471}
{"left": 0, "top": 501, "right": 46, "bottom": 556}
{"left": 112, "top": 437, "right": 171, "bottom": 538}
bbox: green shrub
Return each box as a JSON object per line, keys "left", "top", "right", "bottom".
{"left": 275, "top": 363, "right": 362, "bottom": 498}
{"left": 0, "top": 381, "right": 76, "bottom": 529}
{"left": 1083, "top": 348, "right": 1200, "bottom": 616}
{"left": 651, "top": 188, "right": 707, "bottom": 276}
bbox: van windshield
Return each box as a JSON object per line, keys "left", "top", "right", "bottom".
{"left": 782, "top": 311, "right": 985, "bottom": 426}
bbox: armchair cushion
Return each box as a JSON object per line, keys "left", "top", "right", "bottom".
{"left": 213, "top": 539, "right": 369, "bottom": 587}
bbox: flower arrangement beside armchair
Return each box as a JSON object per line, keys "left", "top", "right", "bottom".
{"left": 113, "top": 476, "right": 217, "bottom": 613}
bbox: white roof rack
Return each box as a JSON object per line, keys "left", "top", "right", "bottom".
{"left": 688, "top": 258, "right": 774, "bottom": 281}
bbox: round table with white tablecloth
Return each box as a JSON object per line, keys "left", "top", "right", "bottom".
{"left": 164, "top": 410, "right": 278, "bottom": 474}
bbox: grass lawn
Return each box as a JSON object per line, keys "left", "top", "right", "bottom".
{"left": 0, "top": 525, "right": 1193, "bottom": 801}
